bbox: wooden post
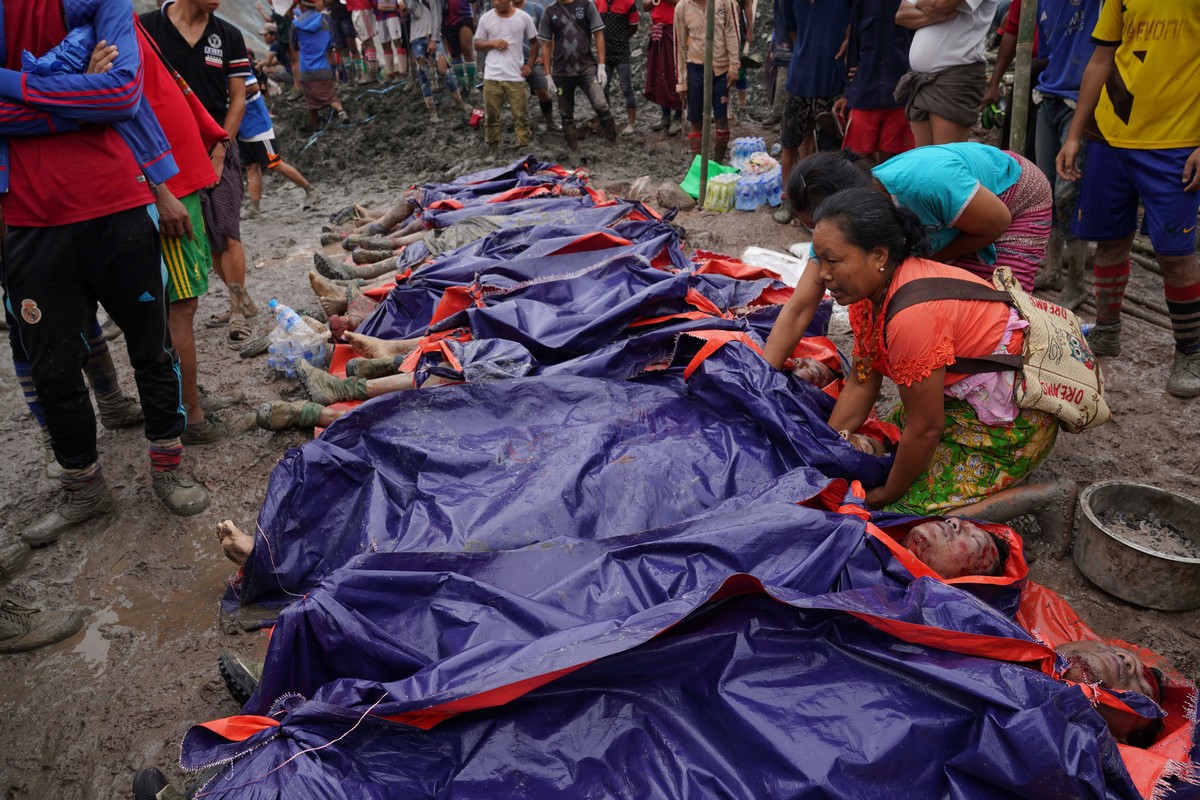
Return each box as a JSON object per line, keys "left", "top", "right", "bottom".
{"left": 1008, "top": 0, "right": 1037, "bottom": 157}
{"left": 696, "top": 0, "right": 716, "bottom": 207}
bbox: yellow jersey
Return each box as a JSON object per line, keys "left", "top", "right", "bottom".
{"left": 1090, "top": 0, "right": 1200, "bottom": 149}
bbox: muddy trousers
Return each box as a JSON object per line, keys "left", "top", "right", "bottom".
{"left": 482, "top": 78, "right": 531, "bottom": 145}
{"left": 553, "top": 70, "right": 611, "bottom": 125}
{"left": 1, "top": 206, "right": 185, "bottom": 469}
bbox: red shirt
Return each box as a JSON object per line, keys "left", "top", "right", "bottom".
{"left": 137, "top": 24, "right": 226, "bottom": 199}
{"left": 1, "top": 0, "right": 154, "bottom": 227}
{"left": 650, "top": 0, "right": 675, "bottom": 28}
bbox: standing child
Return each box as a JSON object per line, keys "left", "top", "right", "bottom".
{"left": 240, "top": 75, "right": 320, "bottom": 217}
{"left": 375, "top": 0, "right": 408, "bottom": 81}
{"left": 838, "top": 0, "right": 913, "bottom": 165}
{"left": 674, "top": 0, "right": 740, "bottom": 162}
{"left": 404, "top": 0, "right": 474, "bottom": 119}
{"left": 294, "top": 0, "right": 351, "bottom": 129}
{"left": 346, "top": 0, "right": 381, "bottom": 82}
{"left": 595, "top": 0, "right": 639, "bottom": 135}
{"left": 475, "top": 0, "right": 540, "bottom": 150}
{"left": 643, "top": 0, "right": 682, "bottom": 135}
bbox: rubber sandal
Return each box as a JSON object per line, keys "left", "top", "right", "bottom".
{"left": 206, "top": 310, "right": 231, "bottom": 328}
{"left": 227, "top": 309, "right": 252, "bottom": 342}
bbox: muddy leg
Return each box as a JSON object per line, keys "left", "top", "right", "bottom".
{"left": 344, "top": 331, "right": 420, "bottom": 358}
{"left": 947, "top": 481, "right": 1080, "bottom": 559}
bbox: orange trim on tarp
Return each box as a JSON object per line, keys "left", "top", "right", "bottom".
{"left": 427, "top": 199, "right": 465, "bottom": 211}
{"left": 682, "top": 330, "right": 764, "bottom": 380}
{"left": 429, "top": 285, "right": 483, "bottom": 327}
{"left": 849, "top": 611, "right": 1058, "bottom": 671}
{"left": 550, "top": 231, "right": 633, "bottom": 256}
{"left": 384, "top": 665, "right": 587, "bottom": 730}
{"left": 487, "top": 185, "right": 551, "bottom": 204}
{"left": 198, "top": 715, "right": 279, "bottom": 742}
{"left": 789, "top": 336, "right": 841, "bottom": 373}
{"left": 627, "top": 310, "right": 713, "bottom": 328}
{"left": 363, "top": 282, "right": 398, "bottom": 301}
{"left": 693, "top": 252, "right": 791, "bottom": 284}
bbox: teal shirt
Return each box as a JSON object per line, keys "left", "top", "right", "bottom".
{"left": 872, "top": 142, "right": 1021, "bottom": 264}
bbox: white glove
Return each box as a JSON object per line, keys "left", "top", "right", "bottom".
{"left": 596, "top": 64, "right": 607, "bottom": 87}
{"left": 545, "top": 74, "right": 556, "bottom": 94}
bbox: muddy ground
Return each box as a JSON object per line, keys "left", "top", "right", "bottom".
{"left": 2, "top": 54, "right": 1200, "bottom": 799}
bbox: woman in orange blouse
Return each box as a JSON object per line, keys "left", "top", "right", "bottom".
{"left": 765, "top": 188, "right": 1074, "bottom": 537}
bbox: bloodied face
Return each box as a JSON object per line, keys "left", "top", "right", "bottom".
{"left": 1056, "top": 640, "right": 1164, "bottom": 745}
{"left": 901, "top": 518, "right": 1003, "bottom": 579}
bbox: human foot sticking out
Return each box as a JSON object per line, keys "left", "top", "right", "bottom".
{"left": 216, "top": 520, "right": 255, "bottom": 567}
{"left": 344, "top": 330, "right": 420, "bottom": 358}
{"left": 947, "top": 481, "right": 1080, "bottom": 559}
{"left": 255, "top": 400, "right": 339, "bottom": 431}
{"left": 308, "top": 271, "right": 361, "bottom": 317}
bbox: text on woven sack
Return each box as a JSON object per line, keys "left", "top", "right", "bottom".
{"left": 1039, "top": 381, "right": 1086, "bottom": 404}
{"left": 1029, "top": 297, "right": 1070, "bottom": 319}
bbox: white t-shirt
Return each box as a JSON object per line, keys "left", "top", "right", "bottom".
{"left": 906, "top": 0, "right": 1000, "bottom": 73}
{"left": 475, "top": 8, "right": 538, "bottom": 82}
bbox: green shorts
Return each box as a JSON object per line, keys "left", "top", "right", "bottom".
{"left": 163, "top": 191, "right": 212, "bottom": 303}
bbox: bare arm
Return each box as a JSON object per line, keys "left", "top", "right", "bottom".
{"left": 865, "top": 368, "right": 945, "bottom": 508}
{"left": 895, "top": 0, "right": 957, "bottom": 30}
{"left": 1056, "top": 44, "right": 1115, "bottom": 182}
{"left": 761, "top": 260, "right": 826, "bottom": 369}
{"left": 827, "top": 363, "right": 883, "bottom": 436}
{"left": 541, "top": 39, "right": 554, "bottom": 76}
{"left": 982, "top": 31, "right": 1017, "bottom": 109}
{"left": 223, "top": 76, "right": 247, "bottom": 141}
{"left": 932, "top": 188, "right": 1012, "bottom": 262}
{"left": 594, "top": 29, "right": 606, "bottom": 65}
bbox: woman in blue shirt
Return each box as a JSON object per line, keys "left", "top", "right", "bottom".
{"left": 785, "top": 142, "right": 1051, "bottom": 293}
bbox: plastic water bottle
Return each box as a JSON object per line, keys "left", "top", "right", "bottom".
{"left": 735, "top": 175, "right": 755, "bottom": 211}
{"left": 269, "top": 299, "right": 304, "bottom": 333}
{"left": 767, "top": 166, "right": 783, "bottom": 207}
{"left": 1081, "top": 323, "right": 1094, "bottom": 337}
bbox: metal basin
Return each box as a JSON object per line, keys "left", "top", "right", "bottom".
{"left": 1074, "top": 480, "right": 1200, "bottom": 611}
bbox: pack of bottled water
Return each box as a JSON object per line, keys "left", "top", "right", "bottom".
{"left": 266, "top": 299, "right": 332, "bottom": 378}
{"left": 730, "top": 136, "right": 767, "bottom": 170}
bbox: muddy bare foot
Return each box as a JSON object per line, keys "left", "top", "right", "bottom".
{"left": 344, "top": 331, "right": 416, "bottom": 358}
{"left": 308, "top": 271, "right": 351, "bottom": 316}
{"left": 216, "top": 520, "right": 254, "bottom": 567}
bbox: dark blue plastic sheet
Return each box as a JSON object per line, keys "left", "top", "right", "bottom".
{"left": 194, "top": 161, "right": 1193, "bottom": 799}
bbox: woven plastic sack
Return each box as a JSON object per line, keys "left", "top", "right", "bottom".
{"left": 679, "top": 155, "right": 739, "bottom": 199}
{"left": 993, "top": 266, "right": 1110, "bottom": 433}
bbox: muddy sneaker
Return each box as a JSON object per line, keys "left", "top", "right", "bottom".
{"left": 1167, "top": 350, "right": 1200, "bottom": 398}
{"left": 772, "top": 205, "right": 794, "bottom": 225}
{"left": 621, "top": 123, "right": 636, "bottom": 136}
{"left": 650, "top": 115, "right": 668, "bottom": 132}
{"left": 0, "top": 537, "right": 32, "bottom": 583}
{"left": 256, "top": 400, "right": 324, "bottom": 431}
{"left": 243, "top": 200, "right": 260, "bottom": 220}
{"left": 96, "top": 391, "right": 145, "bottom": 430}
{"left": 303, "top": 187, "right": 321, "bottom": 211}
{"left": 218, "top": 652, "right": 264, "bottom": 706}
{"left": 296, "top": 359, "right": 368, "bottom": 406}
{"left": 152, "top": 469, "right": 210, "bottom": 517}
{"left": 1085, "top": 321, "right": 1121, "bottom": 357}
{"left": 314, "top": 252, "right": 357, "bottom": 281}
{"left": 198, "top": 386, "right": 246, "bottom": 414}
{"left": 180, "top": 415, "right": 230, "bottom": 446}
{"left": 0, "top": 600, "right": 84, "bottom": 654}
{"left": 22, "top": 463, "right": 114, "bottom": 546}
{"left": 666, "top": 117, "right": 681, "bottom": 136}
{"left": 346, "top": 356, "right": 403, "bottom": 380}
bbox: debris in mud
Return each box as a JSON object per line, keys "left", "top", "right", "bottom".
{"left": 1099, "top": 508, "right": 1200, "bottom": 559}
